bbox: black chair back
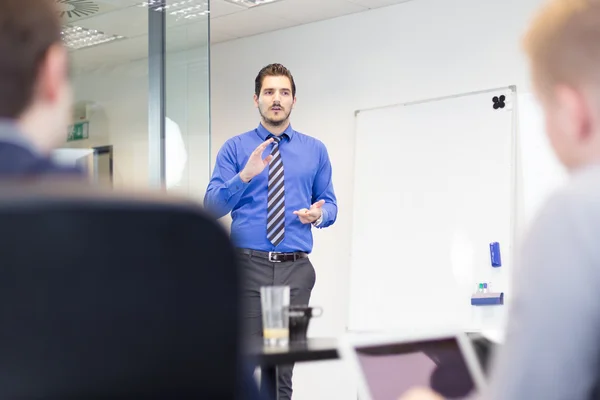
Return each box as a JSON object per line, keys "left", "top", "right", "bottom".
{"left": 0, "top": 181, "right": 240, "bottom": 399}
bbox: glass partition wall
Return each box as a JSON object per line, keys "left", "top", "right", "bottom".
{"left": 59, "top": 0, "right": 210, "bottom": 200}
{"left": 164, "top": 1, "right": 211, "bottom": 200}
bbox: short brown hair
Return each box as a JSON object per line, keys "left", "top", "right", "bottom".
{"left": 0, "top": 0, "right": 63, "bottom": 118}
{"left": 254, "top": 63, "right": 296, "bottom": 97}
{"left": 523, "top": 0, "right": 600, "bottom": 96}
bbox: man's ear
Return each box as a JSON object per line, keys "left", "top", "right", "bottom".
{"left": 555, "top": 84, "right": 593, "bottom": 143}
{"left": 292, "top": 96, "right": 297, "bottom": 109}
{"left": 253, "top": 94, "right": 259, "bottom": 108}
{"left": 38, "top": 44, "right": 69, "bottom": 104}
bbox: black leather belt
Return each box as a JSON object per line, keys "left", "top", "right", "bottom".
{"left": 236, "top": 248, "right": 308, "bottom": 263}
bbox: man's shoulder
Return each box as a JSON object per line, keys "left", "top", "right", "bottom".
{"left": 233, "top": 129, "right": 257, "bottom": 141}
{"left": 0, "top": 141, "right": 39, "bottom": 169}
{"left": 293, "top": 130, "right": 327, "bottom": 149}
{"left": 0, "top": 141, "right": 82, "bottom": 176}
{"left": 551, "top": 164, "right": 600, "bottom": 215}
{"left": 220, "top": 130, "right": 257, "bottom": 149}
{"left": 525, "top": 165, "right": 600, "bottom": 260}
{"left": 214, "top": 131, "right": 253, "bottom": 160}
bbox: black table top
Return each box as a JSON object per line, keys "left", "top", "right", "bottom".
{"left": 245, "top": 338, "right": 339, "bottom": 366}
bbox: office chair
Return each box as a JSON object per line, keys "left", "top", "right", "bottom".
{"left": 0, "top": 181, "right": 242, "bottom": 399}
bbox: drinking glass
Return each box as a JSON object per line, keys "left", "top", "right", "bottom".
{"left": 260, "top": 285, "right": 290, "bottom": 346}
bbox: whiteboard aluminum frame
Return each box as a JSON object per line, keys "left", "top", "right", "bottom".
{"left": 347, "top": 86, "right": 519, "bottom": 332}
{"left": 354, "top": 86, "right": 517, "bottom": 116}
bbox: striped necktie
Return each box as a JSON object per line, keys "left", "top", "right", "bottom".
{"left": 267, "top": 135, "right": 285, "bottom": 246}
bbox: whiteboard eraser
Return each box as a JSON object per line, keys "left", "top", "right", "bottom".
{"left": 471, "top": 292, "right": 504, "bottom": 306}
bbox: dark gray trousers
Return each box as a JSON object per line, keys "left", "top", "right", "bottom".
{"left": 238, "top": 250, "right": 316, "bottom": 400}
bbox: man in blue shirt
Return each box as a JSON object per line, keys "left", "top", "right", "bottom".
{"left": 204, "top": 63, "right": 338, "bottom": 399}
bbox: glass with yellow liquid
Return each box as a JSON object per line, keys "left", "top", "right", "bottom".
{"left": 260, "top": 285, "right": 290, "bottom": 347}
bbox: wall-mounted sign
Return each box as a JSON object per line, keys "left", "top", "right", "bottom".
{"left": 67, "top": 121, "right": 89, "bottom": 142}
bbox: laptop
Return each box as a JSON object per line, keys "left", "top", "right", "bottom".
{"left": 339, "top": 331, "right": 488, "bottom": 400}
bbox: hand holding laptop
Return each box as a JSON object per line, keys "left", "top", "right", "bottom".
{"left": 338, "top": 331, "right": 487, "bottom": 400}
{"left": 398, "top": 387, "right": 443, "bottom": 400}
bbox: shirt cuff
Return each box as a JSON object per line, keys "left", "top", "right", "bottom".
{"left": 313, "top": 208, "right": 327, "bottom": 227}
{"left": 227, "top": 173, "right": 249, "bottom": 196}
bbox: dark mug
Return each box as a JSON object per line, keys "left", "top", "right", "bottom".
{"left": 287, "top": 305, "right": 323, "bottom": 343}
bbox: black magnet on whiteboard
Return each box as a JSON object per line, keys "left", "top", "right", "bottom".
{"left": 492, "top": 95, "right": 506, "bottom": 110}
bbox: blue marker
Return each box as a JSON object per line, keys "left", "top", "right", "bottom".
{"left": 490, "top": 242, "right": 502, "bottom": 267}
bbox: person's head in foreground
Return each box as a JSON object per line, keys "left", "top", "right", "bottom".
{"left": 0, "top": 0, "right": 72, "bottom": 154}
{"left": 397, "top": 0, "right": 600, "bottom": 398}
{"left": 525, "top": 0, "right": 600, "bottom": 172}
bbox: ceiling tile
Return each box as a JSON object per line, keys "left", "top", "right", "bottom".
{"left": 68, "top": 0, "right": 407, "bottom": 71}
{"left": 210, "top": 7, "right": 296, "bottom": 38}
{"left": 93, "top": 0, "right": 143, "bottom": 6}
{"left": 72, "top": 6, "right": 148, "bottom": 37}
{"left": 70, "top": 34, "right": 149, "bottom": 72}
{"left": 346, "top": 0, "right": 415, "bottom": 8}
{"left": 209, "top": 0, "right": 246, "bottom": 18}
{"left": 210, "top": 30, "right": 239, "bottom": 43}
{"left": 259, "top": 0, "right": 367, "bottom": 23}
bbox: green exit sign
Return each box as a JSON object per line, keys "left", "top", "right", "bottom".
{"left": 67, "top": 121, "right": 89, "bottom": 142}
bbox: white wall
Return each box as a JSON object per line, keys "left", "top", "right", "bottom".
{"left": 69, "top": 61, "right": 150, "bottom": 189}
{"left": 210, "top": 0, "right": 545, "bottom": 398}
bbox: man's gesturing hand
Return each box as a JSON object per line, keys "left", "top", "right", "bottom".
{"left": 294, "top": 200, "right": 325, "bottom": 224}
{"left": 240, "top": 138, "right": 274, "bottom": 183}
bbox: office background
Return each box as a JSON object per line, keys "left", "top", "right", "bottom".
{"left": 59, "top": 0, "right": 554, "bottom": 398}
{"left": 211, "top": 1, "right": 552, "bottom": 399}
{"left": 61, "top": 0, "right": 210, "bottom": 196}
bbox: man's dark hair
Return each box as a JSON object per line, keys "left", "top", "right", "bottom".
{"left": 254, "top": 63, "right": 296, "bottom": 98}
{"left": 0, "top": 0, "right": 63, "bottom": 118}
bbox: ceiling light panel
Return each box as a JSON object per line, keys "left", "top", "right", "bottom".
{"left": 61, "top": 25, "right": 125, "bottom": 50}
{"left": 140, "top": 0, "right": 209, "bottom": 21}
{"left": 223, "top": 0, "right": 285, "bottom": 8}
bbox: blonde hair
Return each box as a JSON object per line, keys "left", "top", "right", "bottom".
{"left": 523, "top": 0, "right": 600, "bottom": 95}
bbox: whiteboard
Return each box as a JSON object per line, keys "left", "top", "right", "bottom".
{"left": 348, "top": 88, "right": 516, "bottom": 333}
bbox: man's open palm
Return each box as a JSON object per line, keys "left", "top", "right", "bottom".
{"left": 240, "top": 138, "right": 274, "bottom": 182}
{"left": 294, "top": 200, "right": 325, "bottom": 224}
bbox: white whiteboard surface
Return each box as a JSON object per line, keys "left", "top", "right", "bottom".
{"left": 348, "top": 89, "right": 515, "bottom": 333}
{"left": 517, "top": 92, "right": 567, "bottom": 231}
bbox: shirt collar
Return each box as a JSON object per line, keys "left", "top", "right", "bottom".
{"left": 256, "top": 122, "right": 295, "bottom": 142}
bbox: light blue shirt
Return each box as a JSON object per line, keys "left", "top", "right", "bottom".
{"left": 204, "top": 123, "right": 337, "bottom": 253}
{"left": 488, "top": 163, "right": 600, "bottom": 400}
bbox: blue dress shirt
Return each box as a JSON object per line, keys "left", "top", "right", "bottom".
{"left": 204, "top": 123, "right": 337, "bottom": 253}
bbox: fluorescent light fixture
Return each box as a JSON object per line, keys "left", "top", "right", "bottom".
{"left": 140, "top": 0, "right": 209, "bottom": 20}
{"left": 223, "top": 0, "right": 284, "bottom": 7}
{"left": 61, "top": 25, "right": 125, "bottom": 50}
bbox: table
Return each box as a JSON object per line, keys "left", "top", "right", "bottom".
{"left": 246, "top": 338, "right": 339, "bottom": 399}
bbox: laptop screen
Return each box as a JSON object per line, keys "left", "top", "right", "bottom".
{"left": 354, "top": 337, "right": 478, "bottom": 400}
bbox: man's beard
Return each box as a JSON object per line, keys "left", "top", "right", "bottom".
{"left": 260, "top": 107, "right": 292, "bottom": 127}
